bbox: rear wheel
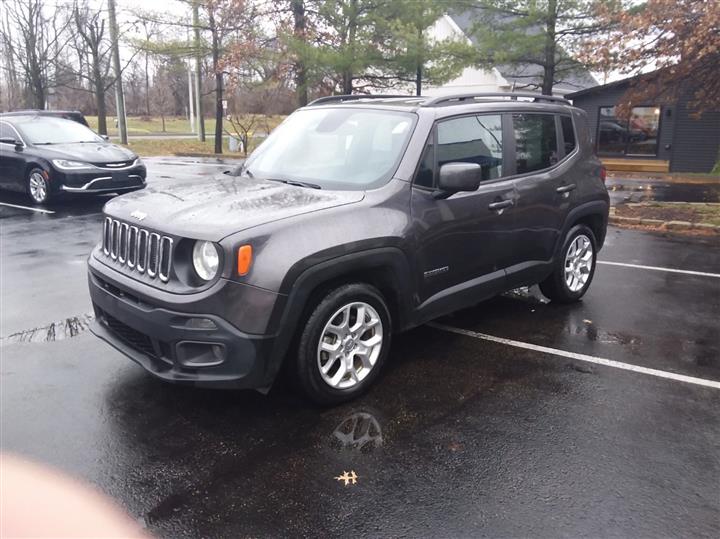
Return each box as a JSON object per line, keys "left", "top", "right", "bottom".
{"left": 27, "top": 168, "right": 51, "bottom": 205}
{"left": 540, "top": 224, "right": 597, "bottom": 303}
{"left": 292, "top": 283, "right": 392, "bottom": 405}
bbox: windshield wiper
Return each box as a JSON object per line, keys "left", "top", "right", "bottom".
{"left": 266, "top": 178, "right": 322, "bottom": 190}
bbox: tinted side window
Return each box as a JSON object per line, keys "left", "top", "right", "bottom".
{"left": 437, "top": 115, "right": 503, "bottom": 180}
{"left": 513, "top": 114, "right": 558, "bottom": 174}
{"left": 561, "top": 115, "right": 576, "bottom": 155}
{"left": 414, "top": 138, "right": 435, "bottom": 188}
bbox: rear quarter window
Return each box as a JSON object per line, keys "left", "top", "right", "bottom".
{"left": 561, "top": 115, "right": 577, "bottom": 155}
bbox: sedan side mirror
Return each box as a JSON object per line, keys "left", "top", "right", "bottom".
{"left": 0, "top": 137, "right": 23, "bottom": 150}
{"left": 100, "top": 134, "right": 110, "bottom": 141}
{"left": 434, "top": 162, "right": 482, "bottom": 199}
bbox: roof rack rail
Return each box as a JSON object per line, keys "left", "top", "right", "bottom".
{"left": 421, "top": 92, "right": 571, "bottom": 107}
{"left": 307, "top": 94, "right": 419, "bottom": 106}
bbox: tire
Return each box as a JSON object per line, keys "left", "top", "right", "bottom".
{"left": 540, "top": 224, "right": 598, "bottom": 303}
{"left": 27, "top": 168, "right": 51, "bottom": 205}
{"left": 292, "top": 283, "right": 392, "bottom": 405}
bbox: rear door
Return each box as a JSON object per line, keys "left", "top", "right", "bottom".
{"left": 410, "top": 113, "right": 517, "bottom": 317}
{"left": 507, "top": 112, "right": 577, "bottom": 286}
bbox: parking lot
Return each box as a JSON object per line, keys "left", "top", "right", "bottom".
{"left": 1, "top": 159, "right": 719, "bottom": 537}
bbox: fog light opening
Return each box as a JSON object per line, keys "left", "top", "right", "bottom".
{"left": 176, "top": 341, "right": 226, "bottom": 368}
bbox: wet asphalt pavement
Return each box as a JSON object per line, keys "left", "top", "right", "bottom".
{"left": 1, "top": 159, "right": 719, "bottom": 537}
{"left": 606, "top": 177, "right": 720, "bottom": 205}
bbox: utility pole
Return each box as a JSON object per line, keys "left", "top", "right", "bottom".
{"left": 108, "top": 0, "right": 127, "bottom": 144}
{"left": 193, "top": 0, "right": 205, "bottom": 142}
{"left": 188, "top": 66, "right": 195, "bottom": 133}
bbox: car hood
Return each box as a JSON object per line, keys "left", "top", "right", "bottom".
{"left": 103, "top": 176, "right": 366, "bottom": 241}
{"left": 39, "top": 142, "right": 137, "bottom": 164}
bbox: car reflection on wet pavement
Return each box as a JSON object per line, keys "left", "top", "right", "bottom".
{"left": 1, "top": 158, "right": 719, "bottom": 538}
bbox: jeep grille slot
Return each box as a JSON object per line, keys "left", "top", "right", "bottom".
{"left": 102, "top": 217, "right": 173, "bottom": 283}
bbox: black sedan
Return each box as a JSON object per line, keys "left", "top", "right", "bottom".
{"left": 0, "top": 115, "right": 146, "bottom": 204}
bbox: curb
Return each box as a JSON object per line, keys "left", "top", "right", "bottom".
{"left": 609, "top": 215, "right": 720, "bottom": 232}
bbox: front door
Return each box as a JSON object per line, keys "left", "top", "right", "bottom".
{"left": 410, "top": 114, "right": 516, "bottom": 319}
{"left": 0, "top": 122, "right": 25, "bottom": 190}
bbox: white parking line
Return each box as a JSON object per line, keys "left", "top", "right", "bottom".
{"left": 428, "top": 323, "right": 720, "bottom": 390}
{"left": 0, "top": 202, "right": 55, "bottom": 214}
{"left": 598, "top": 260, "right": 720, "bottom": 279}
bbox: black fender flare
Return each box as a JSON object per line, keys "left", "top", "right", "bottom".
{"left": 262, "top": 246, "right": 414, "bottom": 384}
{"left": 557, "top": 199, "right": 609, "bottom": 254}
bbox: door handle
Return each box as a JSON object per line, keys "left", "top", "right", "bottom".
{"left": 488, "top": 199, "right": 514, "bottom": 211}
{"left": 556, "top": 183, "right": 577, "bottom": 193}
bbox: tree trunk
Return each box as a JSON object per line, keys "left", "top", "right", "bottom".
{"left": 96, "top": 85, "right": 107, "bottom": 135}
{"left": 144, "top": 53, "right": 151, "bottom": 116}
{"left": 193, "top": 0, "right": 205, "bottom": 142}
{"left": 291, "top": 0, "right": 307, "bottom": 107}
{"left": 342, "top": 0, "right": 358, "bottom": 95}
{"left": 415, "top": 63, "right": 422, "bottom": 96}
{"left": 92, "top": 54, "right": 107, "bottom": 135}
{"left": 31, "top": 75, "right": 45, "bottom": 109}
{"left": 209, "top": 10, "right": 222, "bottom": 154}
{"left": 342, "top": 71, "right": 353, "bottom": 94}
{"left": 541, "top": 0, "right": 557, "bottom": 96}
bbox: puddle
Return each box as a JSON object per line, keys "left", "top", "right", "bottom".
{"left": 1, "top": 314, "right": 94, "bottom": 345}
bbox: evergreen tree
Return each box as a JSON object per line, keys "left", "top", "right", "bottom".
{"left": 464, "top": 0, "right": 605, "bottom": 95}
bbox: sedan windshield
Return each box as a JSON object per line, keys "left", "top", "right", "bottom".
{"left": 18, "top": 118, "right": 102, "bottom": 145}
{"left": 244, "top": 108, "right": 416, "bottom": 190}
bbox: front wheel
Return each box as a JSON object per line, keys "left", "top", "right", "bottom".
{"left": 27, "top": 168, "right": 51, "bottom": 205}
{"left": 292, "top": 283, "right": 392, "bottom": 405}
{"left": 540, "top": 224, "right": 597, "bottom": 303}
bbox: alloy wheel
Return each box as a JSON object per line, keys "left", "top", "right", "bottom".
{"left": 317, "top": 301, "right": 383, "bottom": 389}
{"left": 29, "top": 172, "right": 48, "bottom": 203}
{"left": 564, "top": 234, "right": 593, "bottom": 292}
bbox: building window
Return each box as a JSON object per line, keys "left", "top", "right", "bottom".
{"left": 513, "top": 113, "right": 558, "bottom": 174}
{"left": 598, "top": 106, "right": 661, "bottom": 156}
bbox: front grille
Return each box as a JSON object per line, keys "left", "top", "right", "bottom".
{"left": 102, "top": 218, "right": 173, "bottom": 282}
{"left": 96, "top": 160, "right": 136, "bottom": 169}
{"left": 101, "top": 311, "right": 157, "bottom": 359}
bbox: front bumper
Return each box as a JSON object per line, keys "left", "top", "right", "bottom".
{"left": 53, "top": 164, "right": 147, "bottom": 194}
{"left": 88, "top": 263, "right": 279, "bottom": 389}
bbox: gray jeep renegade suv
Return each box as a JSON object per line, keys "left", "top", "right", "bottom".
{"left": 88, "top": 93, "right": 609, "bottom": 404}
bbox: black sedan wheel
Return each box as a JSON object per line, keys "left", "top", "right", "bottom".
{"left": 27, "top": 168, "right": 50, "bottom": 205}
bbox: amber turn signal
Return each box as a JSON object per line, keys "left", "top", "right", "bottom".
{"left": 237, "top": 245, "right": 253, "bottom": 276}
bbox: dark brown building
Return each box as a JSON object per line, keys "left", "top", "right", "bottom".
{"left": 567, "top": 75, "right": 720, "bottom": 174}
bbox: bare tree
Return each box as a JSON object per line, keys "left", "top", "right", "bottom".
{"left": 0, "top": 0, "right": 71, "bottom": 108}
{"left": 70, "top": 1, "right": 113, "bottom": 133}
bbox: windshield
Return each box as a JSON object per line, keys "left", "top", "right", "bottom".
{"left": 244, "top": 108, "right": 416, "bottom": 190}
{"left": 18, "top": 118, "right": 102, "bottom": 145}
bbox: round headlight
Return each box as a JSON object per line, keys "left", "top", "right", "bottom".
{"left": 192, "top": 241, "right": 220, "bottom": 281}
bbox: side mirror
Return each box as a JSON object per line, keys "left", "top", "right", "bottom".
{"left": 0, "top": 137, "right": 23, "bottom": 150}
{"left": 434, "top": 162, "right": 482, "bottom": 199}
{"left": 100, "top": 134, "right": 110, "bottom": 141}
